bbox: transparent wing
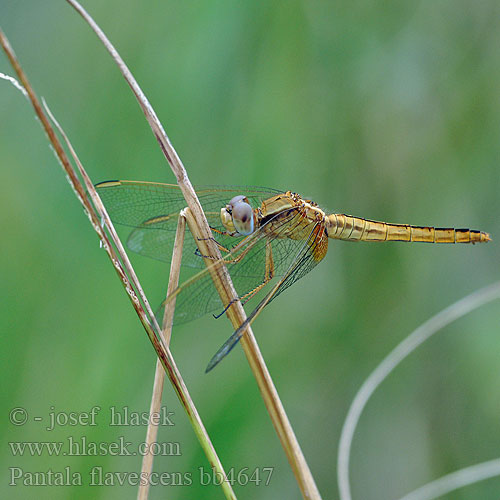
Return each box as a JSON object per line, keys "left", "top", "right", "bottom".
{"left": 205, "top": 222, "right": 328, "bottom": 371}
{"left": 167, "top": 208, "right": 326, "bottom": 325}
{"left": 95, "top": 180, "right": 281, "bottom": 268}
{"left": 96, "top": 180, "right": 327, "bottom": 334}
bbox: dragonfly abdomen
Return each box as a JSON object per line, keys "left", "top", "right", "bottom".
{"left": 326, "top": 214, "right": 490, "bottom": 244}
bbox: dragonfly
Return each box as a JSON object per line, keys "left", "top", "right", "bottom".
{"left": 95, "top": 180, "right": 491, "bottom": 371}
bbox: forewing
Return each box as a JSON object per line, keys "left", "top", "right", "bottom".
{"left": 95, "top": 180, "right": 280, "bottom": 267}
{"left": 126, "top": 212, "right": 222, "bottom": 267}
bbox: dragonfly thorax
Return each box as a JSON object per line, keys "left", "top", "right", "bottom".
{"left": 220, "top": 195, "right": 256, "bottom": 236}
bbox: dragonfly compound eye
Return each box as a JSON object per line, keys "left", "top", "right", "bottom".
{"left": 228, "top": 195, "right": 247, "bottom": 206}
{"left": 231, "top": 199, "right": 254, "bottom": 236}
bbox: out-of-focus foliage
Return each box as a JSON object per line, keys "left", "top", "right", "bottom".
{"left": 1, "top": 1, "right": 499, "bottom": 499}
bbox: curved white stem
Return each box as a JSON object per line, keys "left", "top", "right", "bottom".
{"left": 337, "top": 281, "right": 500, "bottom": 500}
{"left": 398, "top": 458, "right": 500, "bottom": 500}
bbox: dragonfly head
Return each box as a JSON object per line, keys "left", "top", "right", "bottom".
{"left": 220, "top": 195, "right": 255, "bottom": 236}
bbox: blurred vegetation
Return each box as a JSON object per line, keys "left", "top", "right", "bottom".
{"left": 1, "top": 1, "right": 499, "bottom": 499}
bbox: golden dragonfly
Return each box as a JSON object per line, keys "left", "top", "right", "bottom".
{"left": 96, "top": 180, "right": 490, "bottom": 371}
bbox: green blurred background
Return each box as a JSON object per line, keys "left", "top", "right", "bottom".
{"left": 1, "top": 1, "right": 499, "bottom": 499}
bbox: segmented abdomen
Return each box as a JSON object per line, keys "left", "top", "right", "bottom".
{"left": 326, "top": 214, "right": 490, "bottom": 244}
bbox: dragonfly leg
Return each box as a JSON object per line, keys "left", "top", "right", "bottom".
{"left": 213, "top": 300, "right": 235, "bottom": 319}
{"left": 194, "top": 224, "right": 245, "bottom": 259}
{"left": 198, "top": 231, "right": 262, "bottom": 266}
{"left": 208, "top": 225, "right": 237, "bottom": 237}
{"left": 212, "top": 240, "right": 275, "bottom": 319}
{"left": 241, "top": 239, "right": 274, "bottom": 304}
{"left": 194, "top": 237, "right": 231, "bottom": 259}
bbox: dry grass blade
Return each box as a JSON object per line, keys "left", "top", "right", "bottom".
{"left": 0, "top": 28, "right": 236, "bottom": 500}
{"left": 138, "top": 214, "right": 186, "bottom": 500}
{"left": 337, "top": 281, "right": 500, "bottom": 500}
{"left": 63, "top": 0, "right": 321, "bottom": 498}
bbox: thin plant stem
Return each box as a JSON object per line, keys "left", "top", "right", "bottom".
{"left": 397, "top": 458, "right": 500, "bottom": 500}
{"left": 337, "top": 281, "right": 500, "bottom": 500}
{"left": 0, "top": 29, "right": 236, "bottom": 500}
{"left": 183, "top": 209, "right": 321, "bottom": 499}
{"left": 161, "top": 212, "right": 187, "bottom": 341}
{"left": 138, "top": 214, "right": 186, "bottom": 500}
{"left": 64, "top": 1, "right": 321, "bottom": 497}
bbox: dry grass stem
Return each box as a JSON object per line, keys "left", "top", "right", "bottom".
{"left": 337, "top": 281, "right": 500, "bottom": 500}
{"left": 138, "top": 214, "right": 186, "bottom": 500}
{"left": 64, "top": 0, "right": 321, "bottom": 497}
{"left": 0, "top": 28, "right": 236, "bottom": 500}
{"left": 161, "top": 213, "right": 187, "bottom": 340}
{"left": 183, "top": 210, "right": 321, "bottom": 499}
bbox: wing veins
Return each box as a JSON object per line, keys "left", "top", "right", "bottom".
{"left": 205, "top": 221, "right": 323, "bottom": 371}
